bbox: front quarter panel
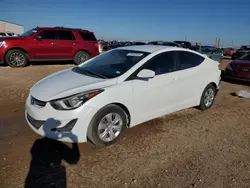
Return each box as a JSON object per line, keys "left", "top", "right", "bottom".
{"left": 85, "top": 81, "right": 135, "bottom": 123}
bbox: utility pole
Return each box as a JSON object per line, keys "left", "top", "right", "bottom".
{"left": 185, "top": 36, "right": 187, "bottom": 41}
{"left": 215, "top": 37, "right": 218, "bottom": 47}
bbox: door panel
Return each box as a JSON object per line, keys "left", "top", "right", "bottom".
{"left": 52, "top": 30, "right": 76, "bottom": 59}
{"left": 131, "top": 72, "right": 181, "bottom": 124}
{"left": 175, "top": 51, "right": 206, "bottom": 107}
{"left": 29, "top": 30, "right": 57, "bottom": 60}
{"left": 29, "top": 40, "right": 56, "bottom": 59}
{"left": 129, "top": 51, "right": 182, "bottom": 124}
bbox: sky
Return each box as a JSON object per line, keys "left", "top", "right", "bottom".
{"left": 1, "top": 0, "right": 250, "bottom": 46}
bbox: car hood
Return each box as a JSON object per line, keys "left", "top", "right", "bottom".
{"left": 231, "top": 60, "right": 250, "bottom": 69}
{"left": 30, "top": 67, "right": 117, "bottom": 101}
{"left": 232, "top": 60, "right": 250, "bottom": 65}
{"left": 0, "top": 36, "right": 26, "bottom": 41}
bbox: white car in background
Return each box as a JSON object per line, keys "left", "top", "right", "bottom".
{"left": 25, "top": 45, "right": 221, "bottom": 147}
{"left": 0, "top": 32, "right": 17, "bottom": 37}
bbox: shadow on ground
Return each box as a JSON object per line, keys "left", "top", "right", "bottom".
{"left": 222, "top": 76, "right": 250, "bottom": 87}
{"left": 24, "top": 118, "right": 80, "bottom": 188}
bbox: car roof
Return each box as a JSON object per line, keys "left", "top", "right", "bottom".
{"left": 118, "top": 45, "right": 174, "bottom": 53}
{"left": 35, "top": 27, "right": 93, "bottom": 33}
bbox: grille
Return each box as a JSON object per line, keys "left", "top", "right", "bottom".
{"left": 27, "top": 113, "right": 45, "bottom": 129}
{"left": 31, "top": 96, "right": 47, "bottom": 107}
{"left": 235, "top": 66, "right": 250, "bottom": 72}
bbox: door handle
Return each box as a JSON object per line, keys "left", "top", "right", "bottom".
{"left": 51, "top": 42, "right": 56, "bottom": 45}
{"left": 73, "top": 43, "right": 76, "bottom": 46}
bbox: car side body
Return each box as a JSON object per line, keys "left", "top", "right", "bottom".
{"left": 25, "top": 45, "right": 221, "bottom": 145}
{"left": 0, "top": 27, "right": 99, "bottom": 67}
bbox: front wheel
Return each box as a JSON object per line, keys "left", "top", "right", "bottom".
{"left": 198, "top": 84, "right": 216, "bottom": 110}
{"left": 5, "top": 49, "right": 28, "bottom": 68}
{"left": 87, "top": 104, "right": 128, "bottom": 147}
{"left": 74, "top": 51, "right": 90, "bottom": 65}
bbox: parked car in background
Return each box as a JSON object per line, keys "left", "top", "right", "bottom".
{"left": 147, "top": 41, "right": 182, "bottom": 47}
{"left": 0, "top": 32, "right": 15, "bottom": 37}
{"left": 223, "top": 47, "right": 236, "bottom": 57}
{"left": 197, "top": 46, "right": 223, "bottom": 63}
{"left": 223, "top": 53, "right": 250, "bottom": 82}
{"left": 25, "top": 45, "right": 221, "bottom": 147}
{"left": 0, "top": 26, "right": 99, "bottom": 67}
{"left": 125, "top": 41, "right": 146, "bottom": 46}
{"left": 232, "top": 45, "right": 250, "bottom": 60}
{"left": 173, "top": 41, "right": 192, "bottom": 48}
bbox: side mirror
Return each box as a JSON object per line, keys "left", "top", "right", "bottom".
{"left": 34, "top": 35, "right": 42, "bottom": 40}
{"left": 137, "top": 69, "right": 155, "bottom": 79}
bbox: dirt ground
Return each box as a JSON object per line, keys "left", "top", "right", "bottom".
{"left": 0, "top": 60, "right": 249, "bottom": 188}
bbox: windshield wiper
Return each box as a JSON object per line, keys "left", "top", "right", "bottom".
{"left": 81, "top": 69, "right": 107, "bottom": 79}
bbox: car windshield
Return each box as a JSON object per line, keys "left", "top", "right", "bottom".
{"left": 20, "top": 28, "right": 38, "bottom": 37}
{"left": 239, "top": 53, "right": 250, "bottom": 61}
{"left": 75, "top": 49, "right": 150, "bottom": 79}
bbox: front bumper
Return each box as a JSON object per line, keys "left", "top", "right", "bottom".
{"left": 25, "top": 95, "right": 99, "bottom": 143}
{"left": 0, "top": 47, "right": 5, "bottom": 64}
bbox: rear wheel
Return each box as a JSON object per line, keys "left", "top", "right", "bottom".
{"left": 5, "top": 49, "right": 28, "bottom": 68}
{"left": 74, "top": 51, "right": 90, "bottom": 65}
{"left": 198, "top": 84, "right": 216, "bottom": 110}
{"left": 87, "top": 104, "right": 128, "bottom": 147}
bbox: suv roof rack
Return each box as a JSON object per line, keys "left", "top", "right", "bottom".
{"left": 53, "top": 26, "right": 90, "bottom": 32}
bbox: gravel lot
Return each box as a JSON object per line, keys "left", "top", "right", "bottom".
{"left": 0, "top": 60, "right": 250, "bottom": 188}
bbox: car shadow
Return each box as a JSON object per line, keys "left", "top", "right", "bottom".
{"left": 24, "top": 118, "right": 80, "bottom": 188}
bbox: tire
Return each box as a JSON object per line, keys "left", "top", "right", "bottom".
{"left": 87, "top": 104, "right": 128, "bottom": 147}
{"left": 198, "top": 84, "right": 216, "bottom": 110}
{"left": 5, "top": 49, "right": 28, "bottom": 68}
{"left": 73, "top": 51, "right": 90, "bottom": 65}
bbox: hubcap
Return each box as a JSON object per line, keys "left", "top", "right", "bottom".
{"left": 9, "top": 52, "right": 25, "bottom": 65}
{"left": 77, "top": 53, "right": 87, "bottom": 64}
{"left": 204, "top": 88, "right": 214, "bottom": 107}
{"left": 97, "top": 113, "right": 123, "bottom": 142}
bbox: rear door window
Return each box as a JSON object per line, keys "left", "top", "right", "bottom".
{"left": 79, "top": 32, "right": 97, "bottom": 41}
{"left": 55, "top": 30, "right": 75, "bottom": 40}
{"left": 176, "top": 51, "right": 204, "bottom": 70}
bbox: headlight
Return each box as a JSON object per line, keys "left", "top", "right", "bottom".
{"left": 226, "top": 63, "right": 233, "bottom": 71}
{"left": 0, "top": 41, "right": 6, "bottom": 47}
{"left": 50, "top": 89, "right": 104, "bottom": 110}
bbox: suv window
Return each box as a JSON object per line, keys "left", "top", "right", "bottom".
{"left": 79, "top": 32, "right": 97, "bottom": 41}
{"left": 39, "top": 30, "right": 55, "bottom": 40}
{"left": 55, "top": 30, "right": 75, "bottom": 40}
{"left": 177, "top": 51, "right": 204, "bottom": 70}
{"left": 142, "top": 51, "right": 176, "bottom": 75}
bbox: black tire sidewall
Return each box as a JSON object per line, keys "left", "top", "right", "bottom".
{"left": 199, "top": 84, "right": 216, "bottom": 110}
{"left": 87, "top": 104, "right": 127, "bottom": 147}
{"left": 74, "top": 51, "right": 90, "bottom": 65}
{"left": 5, "top": 49, "right": 28, "bottom": 68}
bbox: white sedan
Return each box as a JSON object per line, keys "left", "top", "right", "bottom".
{"left": 25, "top": 45, "right": 221, "bottom": 147}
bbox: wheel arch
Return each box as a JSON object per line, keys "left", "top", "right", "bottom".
{"left": 75, "top": 49, "right": 90, "bottom": 55}
{"left": 111, "top": 102, "right": 131, "bottom": 127}
{"left": 4, "top": 47, "right": 29, "bottom": 61}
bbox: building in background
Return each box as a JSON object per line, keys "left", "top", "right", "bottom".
{"left": 0, "top": 20, "right": 24, "bottom": 35}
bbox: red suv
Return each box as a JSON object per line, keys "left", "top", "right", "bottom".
{"left": 0, "top": 27, "right": 100, "bottom": 67}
